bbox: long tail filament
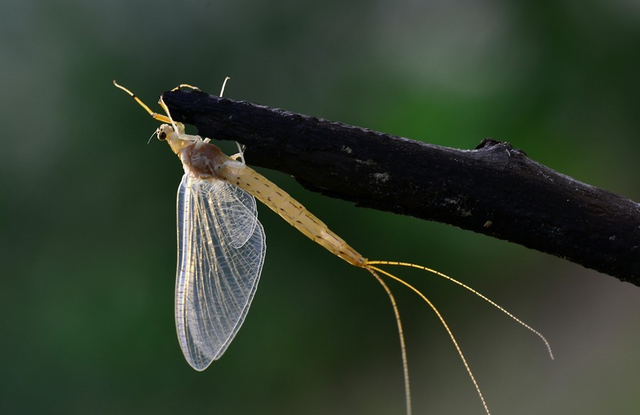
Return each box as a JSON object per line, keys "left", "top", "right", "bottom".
{"left": 366, "top": 268, "right": 412, "bottom": 415}
{"left": 362, "top": 260, "right": 554, "bottom": 415}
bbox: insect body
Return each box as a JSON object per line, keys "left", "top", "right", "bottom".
{"left": 114, "top": 80, "right": 552, "bottom": 415}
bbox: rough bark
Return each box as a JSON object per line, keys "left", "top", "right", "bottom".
{"left": 162, "top": 87, "right": 640, "bottom": 287}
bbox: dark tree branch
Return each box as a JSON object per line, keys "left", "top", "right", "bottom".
{"left": 162, "top": 88, "right": 640, "bottom": 287}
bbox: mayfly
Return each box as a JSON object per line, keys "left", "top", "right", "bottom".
{"left": 114, "top": 80, "right": 553, "bottom": 415}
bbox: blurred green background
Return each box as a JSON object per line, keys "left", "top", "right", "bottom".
{"left": 2, "top": 0, "right": 640, "bottom": 414}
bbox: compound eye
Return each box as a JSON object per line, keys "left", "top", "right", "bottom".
{"left": 157, "top": 129, "right": 167, "bottom": 141}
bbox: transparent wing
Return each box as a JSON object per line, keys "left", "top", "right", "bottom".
{"left": 175, "top": 173, "right": 266, "bottom": 371}
{"left": 217, "top": 179, "right": 259, "bottom": 248}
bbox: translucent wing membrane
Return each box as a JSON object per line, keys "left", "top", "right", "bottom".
{"left": 176, "top": 173, "right": 266, "bottom": 371}
{"left": 219, "top": 181, "right": 259, "bottom": 248}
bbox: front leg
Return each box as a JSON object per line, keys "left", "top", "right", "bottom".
{"left": 229, "top": 142, "right": 246, "bottom": 167}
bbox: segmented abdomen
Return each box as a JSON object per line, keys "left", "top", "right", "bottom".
{"left": 227, "top": 166, "right": 366, "bottom": 266}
